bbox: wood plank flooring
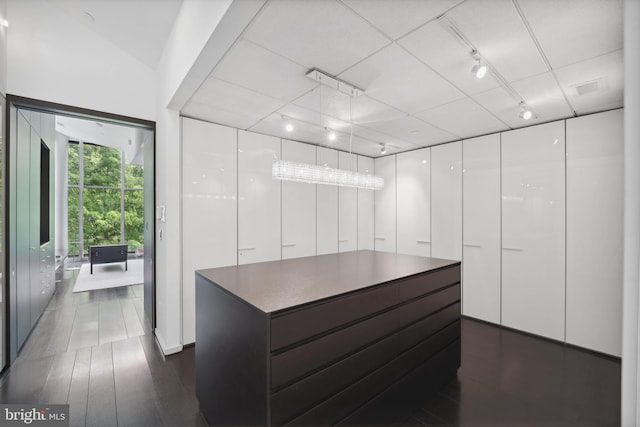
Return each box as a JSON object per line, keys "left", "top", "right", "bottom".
{"left": 0, "top": 267, "right": 621, "bottom": 426}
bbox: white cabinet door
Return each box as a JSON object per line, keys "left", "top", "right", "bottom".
{"left": 238, "top": 131, "right": 281, "bottom": 264}
{"left": 396, "top": 148, "right": 430, "bottom": 257}
{"left": 374, "top": 155, "right": 396, "bottom": 253}
{"left": 566, "top": 110, "right": 623, "bottom": 356}
{"left": 317, "top": 147, "right": 338, "bottom": 255}
{"left": 357, "top": 155, "right": 374, "bottom": 250}
{"left": 501, "top": 121, "right": 566, "bottom": 341}
{"left": 431, "top": 141, "right": 462, "bottom": 260}
{"left": 462, "top": 134, "right": 501, "bottom": 324}
{"left": 338, "top": 152, "right": 357, "bottom": 252}
{"left": 282, "top": 140, "right": 316, "bottom": 259}
{"left": 182, "top": 118, "right": 237, "bottom": 343}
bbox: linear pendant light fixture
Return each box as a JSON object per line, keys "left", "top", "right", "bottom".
{"left": 272, "top": 69, "right": 384, "bottom": 191}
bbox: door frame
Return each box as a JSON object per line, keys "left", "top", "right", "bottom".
{"left": 4, "top": 95, "right": 156, "bottom": 365}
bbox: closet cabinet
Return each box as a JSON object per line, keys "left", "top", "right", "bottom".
{"left": 431, "top": 142, "right": 462, "bottom": 261}
{"left": 396, "top": 148, "right": 430, "bottom": 257}
{"left": 462, "top": 134, "right": 501, "bottom": 324}
{"left": 282, "top": 140, "right": 316, "bottom": 259}
{"left": 238, "top": 131, "right": 281, "bottom": 265}
{"left": 316, "top": 147, "right": 338, "bottom": 255}
{"left": 374, "top": 156, "right": 396, "bottom": 253}
{"left": 338, "top": 152, "right": 357, "bottom": 252}
{"left": 357, "top": 156, "right": 374, "bottom": 250}
{"left": 565, "top": 110, "right": 623, "bottom": 356}
{"left": 182, "top": 118, "right": 238, "bottom": 344}
{"left": 501, "top": 121, "right": 566, "bottom": 341}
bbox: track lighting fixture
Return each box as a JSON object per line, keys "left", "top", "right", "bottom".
{"left": 380, "top": 143, "right": 387, "bottom": 155}
{"left": 470, "top": 50, "right": 487, "bottom": 79}
{"left": 471, "top": 60, "right": 487, "bottom": 79}
{"left": 518, "top": 102, "right": 533, "bottom": 120}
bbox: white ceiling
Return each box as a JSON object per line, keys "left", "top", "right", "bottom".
{"left": 182, "top": 0, "right": 623, "bottom": 158}
{"left": 49, "top": 0, "right": 183, "bottom": 70}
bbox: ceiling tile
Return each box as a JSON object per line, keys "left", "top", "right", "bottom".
{"left": 511, "top": 72, "right": 574, "bottom": 121}
{"left": 339, "top": 43, "right": 465, "bottom": 114}
{"left": 183, "top": 78, "right": 284, "bottom": 129}
{"left": 446, "top": 0, "right": 548, "bottom": 82}
{"left": 249, "top": 113, "right": 326, "bottom": 144}
{"left": 292, "top": 86, "right": 407, "bottom": 125}
{"left": 360, "top": 115, "right": 458, "bottom": 147}
{"left": 212, "top": 39, "right": 318, "bottom": 102}
{"left": 341, "top": 0, "right": 463, "bottom": 40}
{"left": 472, "top": 86, "right": 523, "bottom": 128}
{"left": 243, "top": 0, "right": 390, "bottom": 75}
{"left": 416, "top": 98, "right": 508, "bottom": 138}
{"left": 398, "top": 21, "right": 500, "bottom": 96}
{"left": 555, "top": 50, "right": 623, "bottom": 115}
{"left": 515, "top": 0, "right": 623, "bottom": 69}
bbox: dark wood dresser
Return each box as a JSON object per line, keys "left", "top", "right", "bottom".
{"left": 195, "top": 250, "right": 461, "bottom": 426}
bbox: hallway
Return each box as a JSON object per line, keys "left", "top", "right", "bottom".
{"left": 0, "top": 269, "right": 205, "bottom": 427}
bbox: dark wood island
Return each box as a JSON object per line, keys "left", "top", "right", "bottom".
{"left": 195, "top": 250, "right": 461, "bottom": 426}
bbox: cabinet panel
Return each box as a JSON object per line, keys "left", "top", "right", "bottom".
{"left": 16, "top": 112, "right": 31, "bottom": 348}
{"left": 501, "top": 121, "right": 565, "bottom": 341}
{"left": 238, "top": 131, "right": 281, "bottom": 264}
{"left": 396, "top": 148, "right": 430, "bottom": 257}
{"left": 566, "top": 110, "right": 623, "bottom": 356}
{"left": 316, "top": 147, "right": 338, "bottom": 255}
{"left": 182, "top": 118, "right": 238, "bottom": 344}
{"left": 30, "top": 127, "right": 42, "bottom": 327}
{"left": 374, "top": 156, "right": 396, "bottom": 253}
{"left": 338, "top": 152, "right": 357, "bottom": 252}
{"left": 462, "top": 134, "right": 501, "bottom": 324}
{"left": 431, "top": 142, "right": 462, "bottom": 260}
{"left": 282, "top": 140, "right": 316, "bottom": 259}
{"left": 357, "top": 156, "right": 374, "bottom": 250}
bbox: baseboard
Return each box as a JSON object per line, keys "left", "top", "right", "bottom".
{"left": 154, "top": 329, "right": 183, "bottom": 355}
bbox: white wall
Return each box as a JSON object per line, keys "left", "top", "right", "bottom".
{"left": 6, "top": 0, "right": 155, "bottom": 121}
{"left": 622, "top": 0, "right": 640, "bottom": 424}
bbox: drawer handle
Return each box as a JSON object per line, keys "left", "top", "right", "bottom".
{"left": 464, "top": 243, "right": 481, "bottom": 248}
{"left": 238, "top": 247, "right": 256, "bottom": 251}
{"left": 374, "top": 237, "right": 385, "bottom": 240}
{"left": 282, "top": 244, "right": 296, "bottom": 248}
{"left": 417, "top": 240, "right": 430, "bottom": 244}
{"left": 503, "top": 247, "right": 524, "bottom": 252}
{"left": 338, "top": 239, "right": 349, "bottom": 243}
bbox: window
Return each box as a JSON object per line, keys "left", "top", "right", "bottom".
{"left": 68, "top": 141, "right": 144, "bottom": 256}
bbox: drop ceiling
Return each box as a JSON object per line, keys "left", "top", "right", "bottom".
{"left": 182, "top": 0, "right": 623, "bottom": 158}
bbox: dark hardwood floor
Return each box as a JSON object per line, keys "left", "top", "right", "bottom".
{"left": 0, "top": 267, "right": 621, "bottom": 426}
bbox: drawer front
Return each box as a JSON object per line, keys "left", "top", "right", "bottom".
{"left": 284, "top": 321, "right": 461, "bottom": 426}
{"left": 271, "top": 284, "right": 460, "bottom": 390}
{"left": 271, "top": 302, "right": 460, "bottom": 425}
{"left": 270, "top": 264, "right": 460, "bottom": 352}
{"left": 271, "top": 282, "right": 398, "bottom": 351}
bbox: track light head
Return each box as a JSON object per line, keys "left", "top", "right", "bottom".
{"left": 518, "top": 102, "right": 533, "bottom": 120}
{"left": 471, "top": 61, "right": 487, "bottom": 79}
{"left": 380, "top": 143, "right": 387, "bottom": 155}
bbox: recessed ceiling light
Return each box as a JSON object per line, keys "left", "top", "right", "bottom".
{"left": 327, "top": 130, "right": 337, "bottom": 141}
{"left": 285, "top": 123, "right": 294, "bottom": 132}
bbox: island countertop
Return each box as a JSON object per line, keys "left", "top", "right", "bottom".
{"left": 195, "top": 250, "right": 460, "bottom": 314}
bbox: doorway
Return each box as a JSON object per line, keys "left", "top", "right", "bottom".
{"left": 4, "top": 96, "right": 155, "bottom": 364}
